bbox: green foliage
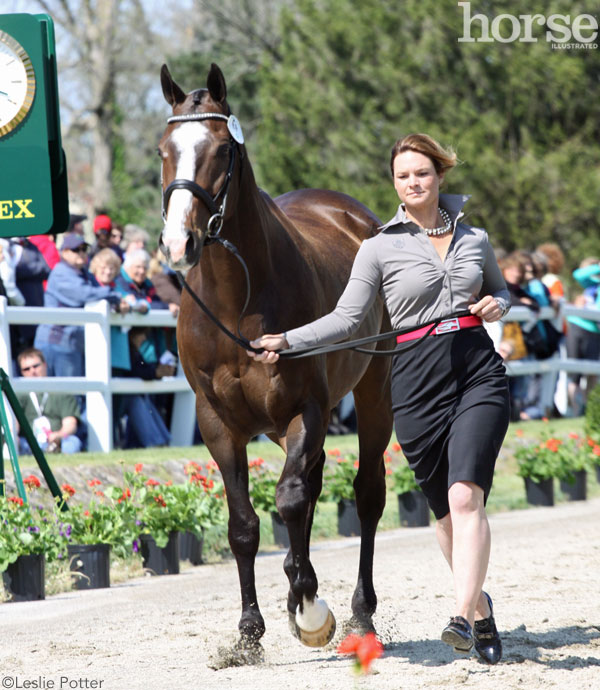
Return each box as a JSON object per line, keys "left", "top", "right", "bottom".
{"left": 514, "top": 427, "right": 592, "bottom": 482}
{"left": 384, "top": 443, "right": 419, "bottom": 495}
{"left": 248, "top": 458, "right": 278, "bottom": 512}
{"left": 58, "top": 479, "right": 139, "bottom": 559}
{"left": 584, "top": 385, "right": 600, "bottom": 440}
{"left": 122, "top": 464, "right": 225, "bottom": 548}
{"left": 0, "top": 495, "right": 65, "bottom": 573}
{"left": 322, "top": 451, "right": 357, "bottom": 502}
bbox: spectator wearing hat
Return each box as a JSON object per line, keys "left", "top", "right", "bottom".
{"left": 68, "top": 213, "right": 87, "bottom": 235}
{"left": 34, "top": 234, "right": 124, "bottom": 378}
{"left": 89, "top": 213, "right": 114, "bottom": 262}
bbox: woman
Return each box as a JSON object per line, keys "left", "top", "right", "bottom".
{"left": 248, "top": 134, "right": 510, "bottom": 664}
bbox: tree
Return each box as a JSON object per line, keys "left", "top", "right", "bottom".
{"left": 253, "top": 0, "right": 600, "bottom": 270}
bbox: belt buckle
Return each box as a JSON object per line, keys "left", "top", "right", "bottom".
{"left": 434, "top": 318, "right": 459, "bottom": 335}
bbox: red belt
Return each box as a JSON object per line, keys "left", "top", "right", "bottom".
{"left": 396, "top": 315, "right": 482, "bottom": 344}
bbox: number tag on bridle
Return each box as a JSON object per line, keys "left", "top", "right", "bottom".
{"left": 227, "top": 115, "right": 244, "bottom": 144}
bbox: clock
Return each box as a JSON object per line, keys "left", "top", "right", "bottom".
{"left": 0, "top": 30, "right": 36, "bottom": 138}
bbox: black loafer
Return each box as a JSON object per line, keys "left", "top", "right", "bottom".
{"left": 474, "top": 592, "right": 502, "bottom": 665}
{"left": 441, "top": 615, "right": 473, "bottom": 653}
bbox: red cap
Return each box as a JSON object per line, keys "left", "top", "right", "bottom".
{"left": 93, "top": 214, "right": 112, "bottom": 233}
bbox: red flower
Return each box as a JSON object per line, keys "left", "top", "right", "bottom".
{"left": 542, "top": 417, "right": 549, "bottom": 423}
{"left": 118, "top": 487, "right": 131, "bottom": 503}
{"left": 206, "top": 459, "right": 218, "bottom": 471}
{"left": 337, "top": 632, "right": 383, "bottom": 674}
{"left": 184, "top": 460, "right": 201, "bottom": 475}
{"left": 386, "top": 468, "right": 393, "bottom": 475}
{"left": 84, "top": 510, "right": 90, "bottom": 517}
{"left": 154, "top": 494, "right": 167, "bottom": 508}
{"left": 328, "top": 449, "right": 341, "bottom": 457}
{"left": 588, "top": 437, "right": 596, "bottom": 447}
{"left": 8, "top": 496, "right": 23, "bottom": 506}
{"left": 248, "top": 458, "right": 265, "bottom": 468}
{"left": 515, "top": 428, "right": 524, "bottom": 437}
{"left": 134, "top": 463, "right": 144, "bottom": 474}
{"left": 145, "top": 478, "right": 160, "bottom": 487}
{"left": 353, "top": 460, "right": 360, "bottom": 469}
{"left": 593, "top": 445, "right": 600, "bottom": 457}
{"left": 392, "top": 442, "right": 401, "bottom": 452}
{"left": 62, "top": 483, "right": 76, "bottom": 497}
{"left": 95, "top": 490, "right": 105, "bottom": 498}
{"left": 568, "top": 432, "right": 579, "bottom": 439}
{"left": 87, "top": 478, "right": 102, "bottom": 487}
{"left": 23, "top": 474, "right": 41, "bottom": 489}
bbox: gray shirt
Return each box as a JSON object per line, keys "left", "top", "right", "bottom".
{"left": 286, "top": 193, "right": 510, "bottom": 349}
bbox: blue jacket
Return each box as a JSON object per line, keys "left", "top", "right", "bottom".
{"left": 35, "top": 260, "right": 121, "bottom": 351}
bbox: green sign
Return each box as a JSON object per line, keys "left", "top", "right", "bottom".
{"left": 0, "top": 13, "right": 69, "bottom": 237}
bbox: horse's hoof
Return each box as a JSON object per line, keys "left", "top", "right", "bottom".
{"left": 288, "top": 611, "right": 301, "bottom": 639}
{"left": 341, "top": 614, "right": 376, "bottom": 638}
{"left": 295, "top": 598, "right": 336, "bottom": 648}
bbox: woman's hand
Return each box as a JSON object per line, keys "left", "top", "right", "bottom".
{"left": 247, "top": 333, "right": 289, "bottom": 363}
{"left": 469, "top": 296, "right": 503, "bottom": 323}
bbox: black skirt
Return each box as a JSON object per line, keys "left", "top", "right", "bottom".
{"left": 391, "top": 326, "right": 510, "bottom": 520}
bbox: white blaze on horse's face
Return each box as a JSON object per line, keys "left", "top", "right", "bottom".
{"left": 161, "top": 122, "right": 210, "bottom": 266}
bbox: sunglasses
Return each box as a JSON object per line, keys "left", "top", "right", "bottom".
{"left": 71, "top": 246, "right": 89, "bottom": 254}
{"left": 21, "top": 361, "right": 43, "bottom": 373}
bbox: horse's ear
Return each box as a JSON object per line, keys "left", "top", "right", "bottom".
{"left": 161, "top": 64, "right": 186, "bottom": 107}
{"left": 207, "top": 63, "right": 227, "bottom": 104}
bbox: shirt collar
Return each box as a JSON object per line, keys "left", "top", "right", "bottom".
{"left": 378, "top": 193, "right": 471, "bottom": 232}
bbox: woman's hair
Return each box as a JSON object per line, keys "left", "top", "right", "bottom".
{"left": 123, "top": 224, "right": 150, "bottom": 248}
{"left": 390, "top": 134, "right": 457, "bottom": 177}
{"left": 123, "top": 248, "right": 151, "bottom": 268}
{"left": 536, "top": 242, "right": 565, "bottom": 274}
{"left": 89, "top": 248, "right": 122, "bottom": 275}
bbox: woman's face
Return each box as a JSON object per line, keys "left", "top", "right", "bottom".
{"left": 128, "top": 260, "right": 147, "bottom": 284}
{"left": 392, "top": 150, "right": 442, "bottom": 209}
{"left": 94, "top": 262, "right": 119, "bottom": 284}
{"left": 503, "top": 263, "right": 524, "bottom": 285}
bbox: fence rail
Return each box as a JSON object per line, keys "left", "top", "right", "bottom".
{"left": 1, "top": 298, "right": 599, "bottom": 452}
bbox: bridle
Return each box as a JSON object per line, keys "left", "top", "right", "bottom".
{"left": 161, "top": 112, "right": 243, "bottom": 243}
{"left": 160, "top": 111, "right": 462, "bottom": 359}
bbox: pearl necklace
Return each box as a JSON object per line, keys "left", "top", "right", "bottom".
{"left": 423, "top": 207, "right": 453, "bottom": 237}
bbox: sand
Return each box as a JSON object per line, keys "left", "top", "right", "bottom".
{"left": 0, "top": 498, "right": 599, "bottom": 690}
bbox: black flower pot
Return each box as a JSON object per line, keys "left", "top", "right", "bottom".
{"left": 140, "top": 532, "right": 180, "bottom": 575}
{"left": 67, "top": 543, "right": 111, "bottom": 589}
{"left": 524, "top": 477, "right": 554, "bottom": 506}
{"left": 179, "top": 530, "right": 204, "bottom": 565}
{"left": 596, "top": 465, "right": 600, "bottom": 484}
{"left": 2, "top": 553, "right": 45, "bottom": 601}
{"left": 270, "top": 512, "right": 290, "bottom": 548}
{"left": 337, "top": 499, "right": 361, "bottom": 537}
{"left": 560, "top": 470, "right": 587, "bottom": 501}
{"left": 397, "top": 490, "right": 430, "bottom": 527}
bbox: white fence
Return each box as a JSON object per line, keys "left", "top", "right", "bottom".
{"left": 1, "top": 297, "right": 599, "bottom": 452}
{"left": 0, "top": 297, "right": 196, "bottom": 452}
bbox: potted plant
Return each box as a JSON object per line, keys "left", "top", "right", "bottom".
{"left": 322, "top": 451, "right": 360, "bottom": 537}
{"left": 515, "top": 431, "right": 571, "bottom": 506}
{"left": 248, "top": 458, "right": 288, "bottom": 547}
{"left": 587, "top": 437, "right": 600, "bottom": 484}
{"left": 58, "top": 478, "right": 138, "bottom": 589}
{"left": 0, "top": 483, "right": 66, "bottom": 601}
{"left": 584, "top": 384, "right": 600, "bottom": 482}
{"left": 121, "top": 467, "right": 184, "bottom": 575}
{"left": 387, "top": 449, "right": 429, "bottom": 528}
{"left": 558, "top": 434, "right": 591, "bottom": 501}
{"left": 178, "top": 460, "right": 226, "bottom": 563}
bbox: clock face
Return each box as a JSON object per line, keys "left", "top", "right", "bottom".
{"left": 0, "top": 31, "right": 36, "bottom": 138}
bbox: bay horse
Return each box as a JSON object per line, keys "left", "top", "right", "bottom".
{"left": 158, "top": 63, "right": 393, "bottom": 656}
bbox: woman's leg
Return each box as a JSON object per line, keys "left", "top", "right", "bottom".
{"left": 442, "top": 481, "right": 491, "bottom": 626}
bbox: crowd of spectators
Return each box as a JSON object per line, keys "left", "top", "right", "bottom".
{"left": 1, "top": 212, "right": 180, "bottom": 452}
{"left": 2, "top": 224, "right": 600, "bottom": 448}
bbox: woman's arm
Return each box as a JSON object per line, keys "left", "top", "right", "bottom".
{"left": 249, "top": 239, "right": 382, "bottom": 362}
{"left": 472, "top": 238, "right": 511, "bottom": 322}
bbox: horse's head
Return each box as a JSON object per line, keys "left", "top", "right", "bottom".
{"left": 158, "top": 63, "right": 244, "bottom": 272}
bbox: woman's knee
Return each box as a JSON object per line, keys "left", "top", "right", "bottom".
{"left": 448, "top": 481, "right": 484, "bottom": 515}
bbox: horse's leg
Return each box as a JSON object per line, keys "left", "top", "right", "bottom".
{"left": 277, "top": 405, "right": 335, "bottom": 647}
{"left": 197, "top": 401, "right": 265, "bottom": 648}
{"left": 350, "top": 356, "right": 393, "bottom": 632}
{"left": 283, "top": 449, "right": 326, "bottom": 630}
